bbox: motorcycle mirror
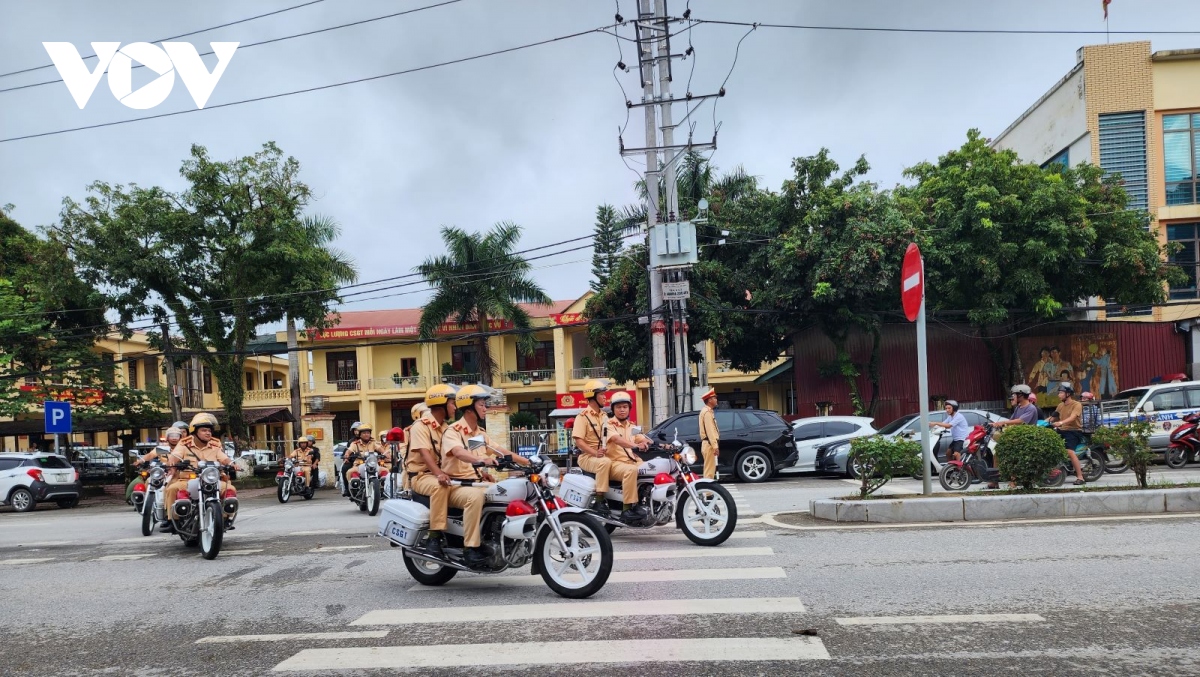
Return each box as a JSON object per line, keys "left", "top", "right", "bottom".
{"left": 631, "top": 425, "right": 643, "bottom": 436}
{"left": 529, "top": 454, "right": 542, "bottom": 466}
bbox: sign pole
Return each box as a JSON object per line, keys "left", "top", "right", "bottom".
{"left": 917, "top": 294, "right": 933, "bottom": 496}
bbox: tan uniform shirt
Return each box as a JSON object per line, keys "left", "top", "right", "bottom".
{"left": 1055, "top": 400, "right": 1083, "bottom": 431}
{"left": 604, "top": 418, "right": 646, "bottom": 464}
{"left": 699, "top": 407, "right": 720, "bottom": 448}
{"left": 441, "top": 420, "right": 494, "bottom": 479}
{"left": 405, "top": 416, "right": 445, "bottom": 476}
{"left": 572, "top": 407, "right": 608, "bottom": 455}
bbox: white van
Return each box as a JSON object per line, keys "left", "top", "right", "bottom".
{"left": 1100, "top": 380, "right": 1200, "bottom": 449}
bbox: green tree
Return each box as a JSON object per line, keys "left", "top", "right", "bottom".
{"left": 54, "top": 142, "right": 357, "bottom": 443}
{"left": 590, "top": 205, "right": 624, "bottom": 292}
{"left": 416, "top": 222, "right": 551, "bottom": 386}
{"left": 900, "top": 129, "right": 1183, "bottom": 386}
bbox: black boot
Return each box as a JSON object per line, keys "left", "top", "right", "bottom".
{"left": 589, "top": 495, "right": 611, "bottom": 517}
{"left": 621, "top": 504, "right": 648, "bottom": 522}
{"left": 424, "top": 532, "right": 445, "bottom": 560}
{"left": 224, "top": 517, "right": 236, "bottom": 531}
{"left": 463, "top": 546, "right": 488, "bottom": 569}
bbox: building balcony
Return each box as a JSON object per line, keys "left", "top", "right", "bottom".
{"left": 244, "top": 388, "right": 289, "bottom": 403}
{"left": 367, "top": 376, "right": 426, "bottom": 392}
{"left": 302, "top": 380, "right": 361, "bottom": 395}
{"left": 437, "top": 373, "right": 482, "bottom": 386}
{"left": 501, "top": 369, "right": 556, "bottom": 386}
{"left": 570, "top": 367, "right": 609, "bottom": 380}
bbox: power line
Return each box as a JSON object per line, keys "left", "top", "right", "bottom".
{"left": 694, "top": 18, "right": 1200, "bottom": 36}
{"left": 0, "top": 0, "right": 465, "bottom": 96}
{"left": 0, "top": 21, "right": 621, "bottom": 145}
{"left": 0, "top": 0, "right": 328, "bottom": 80}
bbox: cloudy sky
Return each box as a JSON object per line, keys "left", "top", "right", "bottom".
{"left": 2, "top": 0, "right": 1197, "bottom": 322}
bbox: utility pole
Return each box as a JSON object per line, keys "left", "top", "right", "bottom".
{"left": 160, "top": 322, "right": 183, "bottom": 422}
{"left": 286, "top": 315, "right": 303, "bottom": 443}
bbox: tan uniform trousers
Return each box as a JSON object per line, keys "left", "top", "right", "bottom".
{"left": 411, "top": 474, "right": 485, "bottom": 547}
{"left": 164, "top": 478, "right": 232, "bottom": 519}
{"left": 576, "top": 454, "right": 612, "bottom": 494}
{"left": 608, "top": 460, "right": 640, "bottom": 503}
{"left": 701, "top": 442, "right": 718, "bottom": 479}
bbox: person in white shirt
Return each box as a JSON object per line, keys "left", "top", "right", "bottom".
{"left": 930, "top": 399, "right": 969, "bottom": 462}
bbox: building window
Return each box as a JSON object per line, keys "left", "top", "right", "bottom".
{"left": 451, "top": 345, "right": 479, "bottom": 374}
{"left": 99, "top": 352, "right": 115, "bottom": 384}
{"left": 127, "top": 360, "right": 138, "bottom": 389}
{"left": 326, "top": 351, "right": 358, "bottom": 386}
{"left": 1042, "top": 147, "right": 1069, "bottom": 171}
{"left": 1168, "top": 223, "right": 1200, "bottom": 299}
{"left": 1165, "top": 113, "right": 1200, "bottom": 206}
{"left": 1099, "top": 111, "right": 1149, "bottom": 211}
{"left": 202, "top": 367, "right": 213, "bottom": 394}
{"left": 516, "top": 340, "right": 555, "bottom": 371}
{"left": 400, "top": 358, "right": 418, "bottom": 378}
{"left": 518, "top": 400, "right": 554, "bottom": 427}
{"left": 245, "top": 372, "right": 255, "bottom": 391}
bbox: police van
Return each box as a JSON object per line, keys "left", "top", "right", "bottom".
{"left": 1100, "top": 376, "right": 1198, "bottom": 449}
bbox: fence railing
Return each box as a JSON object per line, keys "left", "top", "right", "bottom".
{"left": 509, "top": 428, "right": 571, "bottom": 467}
{"left": 503, "top": 369, "right": 555, "bottom": 384}
{"left": 367, "top": 376, "right": 426, "bottom": 391}
{"left": 438, "top": 373, "right": 482, "bottom": 386}
{"left": 570, "top": 367, "right": 608, "bottom": 380}
{"left": 245, "top": 388, "right": 289, "bottom": 403}
{"left": 303, "top": 380, "right": 361, "bottom": 394}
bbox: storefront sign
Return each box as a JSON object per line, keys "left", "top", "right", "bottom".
{"left": 309, "top": 318, "right": 513, "bottom": 341}
{"left": 18, "top": 383, "right": 105, "bottom": 406}
{"left": 556, "top": 390, "right": 638, "bottom": 423}
{"left": 550, "top": 312, "right": 585, "bottom": 326}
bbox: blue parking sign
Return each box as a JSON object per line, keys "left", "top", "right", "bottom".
{"left": 45, "top": 401, "right": 72, "bottom": 434}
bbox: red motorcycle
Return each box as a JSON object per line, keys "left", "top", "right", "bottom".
{"left": 938, "top": 424, "right": 999, "bottom": 491}
{"left": 1166, "top": 411, "right": 1200, "bottom": 469}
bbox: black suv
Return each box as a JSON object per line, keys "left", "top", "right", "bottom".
{"left": 644, "top": 409, "right": 797, "bottom": 483}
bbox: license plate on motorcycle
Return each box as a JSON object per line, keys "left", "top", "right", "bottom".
{"left": 389, "top": 524, "right": 409, "bottom": 543}
{"left": 565, "top": 488, "right": 585, "bottom": 507}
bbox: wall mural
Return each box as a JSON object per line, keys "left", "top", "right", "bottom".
{"left": 1020, "top": 333, "right": 1119, "bottom": 407}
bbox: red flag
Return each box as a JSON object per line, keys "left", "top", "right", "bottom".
{"left": 1103, "top": 0, "right": 1111, "bottom": 19}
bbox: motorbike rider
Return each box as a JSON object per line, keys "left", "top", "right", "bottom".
{"left": 288, "top": 436, "right": 315, "bottom": 489}
{"left": 573, "top": 379, "right": 616, "bottom": 517}
{"left": 603, "top": 391, "right": 650, "bottom": 522}
{"left": 340, "top": 421, "right": 363, "bottom": 496}
{"left": 406, "top": 384, "right": 476, "bottom": 561}
{"left": 132, "top": 421, "right": 187, "bottom": 529}
{"left": 165, "top": 413, "right": 239, "bottom": 530}
{"left": 440, "top": 384, "right": 526, "bottom": 568}
{"left": 699, "top": 387, "right": 721, "bottom": 479}
{"left": 397, "top": 403, "right": 430, "bottom": 493}
{"left": 344, "top": 423, "right": 390, "bottom": 488}
{"left": 1048, "top": 382, "right": 1088, "bottom": 485}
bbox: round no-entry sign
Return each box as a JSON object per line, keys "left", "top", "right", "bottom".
{"left": 901, "top": 243, "right": 923, "bottom": 322}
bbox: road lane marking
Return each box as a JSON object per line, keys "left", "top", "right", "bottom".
{"left": 614, "top": 546, "right": 772, "bottom": 560}
{"left": 612, "top": 530, "right": 768, "bottom": 541}
{"left": 351, "top": 597, "right": 806, "bottom": 626}
{"left": 93, "top": 553, "right": 155, "bottom": 561}
{"left": 738, "top": 516, "right": 768, "bottom": 524}
{"left": 309, "top": 545, "right": 372, "bottom": 552}
{"left": 0, "top": 557, "right": 55, "bottom": 565}
{"left": 408, "top": 566, "right": 787, "bottom": 591}
{"left": 273, "top": 637, "right": 830, "bottom": 670}
{"left": 198, "top": 630, "right": 388, "bottom": 644}
{"left": 836, "top": 613, "right": 1044, "bottom": 626}
{"left": 289, "top": 529, "right": 341, "bottom": 536}
{"left": 16, "top": 541, "right": 71, "bottom": 547}
{"left": 223, "top": 549, "right": 264, "bottom": 556}
{"left": 762, "top": 511, "right": 1200, "bottom": 531}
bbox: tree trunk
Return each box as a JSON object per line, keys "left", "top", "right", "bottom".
{"left": 209, "top": 356, "right": 248, "bottom": 447}
{"left": 828, "top": 332, "right": 865, "bottom": 416}
{"left": 866, "top": 324, "right": 882, "bottom": 416}
{"left": 286, "top": 315, "right": 303, "bottom": 441}
{"left": 477, "top": 315, "right": 493, "bottom": 386}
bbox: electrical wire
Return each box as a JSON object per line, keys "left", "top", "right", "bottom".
{"left": 0, "top": 0, "right": 328, "bottom": 80}
{"left": 693, "top": 18, "right": 1200, "bottom": 36}
{"left": 0, "top": 21, "right": 623, "bottom": 144}
{"left": 708, "top": 22, "right": 755, "bottom": 166}
{"left": 0, "top": 0, "right": 465, "bottom": 96}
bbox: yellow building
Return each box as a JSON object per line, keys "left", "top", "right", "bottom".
{"left": 291, "top": 293, "right": 795, "bottom": 445}
{"left": 0, "top": 331, "right": 293, "bottom": 452}
{"left": 992, "top": 41, "right": 1200, "bottom": 321}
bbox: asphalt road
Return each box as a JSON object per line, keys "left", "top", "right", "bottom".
{"left": 4, "top": 475, "right": 1200, "bottom": 675}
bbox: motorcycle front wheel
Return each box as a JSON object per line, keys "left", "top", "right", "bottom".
{"left": 1105, "top": 448, "right": 1129, "bottom": 474}
{"left": 677, "top": 483, "right": 737, "bottom": 546}
{"left": 1166, "top": 447, "right": 1190, "bottom": 470}
{"left": 367, "top": 478, "right": 381, "bottom": 516}
{"left": 199, "top": 501, "right": 224, "bottom": 560}
{"left": 403, "top": 552, "right": 457, "bottom": 586}
{"left": 1039, "top": 466, "right": 1067, "bottom": 488}
{"left": 939, "top": 465, "right": 971, "bottom": 492}
{"left": 1081, "top": 451, "right": 1106, "bottom": 483}
{"left": 278, "top": 478, "right": 291, "bottom": 503}
{"left": 536, "top": 513, "right": 612, "bottom": 599}
{"left": 141, "top": 496, "right": 154, "bottom": 536}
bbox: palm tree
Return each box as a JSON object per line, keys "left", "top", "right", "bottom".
{"left": 416, "top": 222, "right": 552, "bottom": 386}
{"left": 622, "top": 151, "right": 758, "bottom": 232}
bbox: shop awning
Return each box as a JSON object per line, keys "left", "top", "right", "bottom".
{"left": 754, "top": 358, "right": 794, "bottom": 384}
{"left": 237, "top": 407, "right": 296, "bottom": 425}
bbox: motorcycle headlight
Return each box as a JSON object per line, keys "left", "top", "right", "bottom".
{"left": 681, "top": 446, "right": 697, "bottom": 465}
{"left": 541, "top": 461, "right": 561, "bottom": 488}
{"left": 149, "top": 467, "right": 165, "bottom": 482}
{"left": 284, "top": 460, "right": 293, "bottom": 470}
{"left": 200, "top": 467, "right": 220, "bottom": 485}
{"left": 365, "top": 455, "right": 379, "bottom": 471}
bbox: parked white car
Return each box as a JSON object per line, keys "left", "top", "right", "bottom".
{"left": 782, "top": 416, "right": 877, "bottom": 474}
{"left": 1, "top": 452, "right": 83, "bottom": 512}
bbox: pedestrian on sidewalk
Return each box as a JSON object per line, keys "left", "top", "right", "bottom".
{"left": 930, "top": 399, "right": 969, "bottom": 462}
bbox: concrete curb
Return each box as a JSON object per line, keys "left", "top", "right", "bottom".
{"left": 809, "top": 487, "right": 1200, "bottom": 523}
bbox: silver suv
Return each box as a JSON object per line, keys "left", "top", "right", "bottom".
{"left": 1, "top": 452, "right": 83, "bottom": 512}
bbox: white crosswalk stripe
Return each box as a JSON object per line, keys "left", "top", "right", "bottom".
{"left": 408, "top": 566, "right": 787, "bottom": 591}
{"left": 351, "top": 597, "right": 806, "bottom": 625}
{"left": 613, "top": 546, "right": 773, "bottom": 560}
